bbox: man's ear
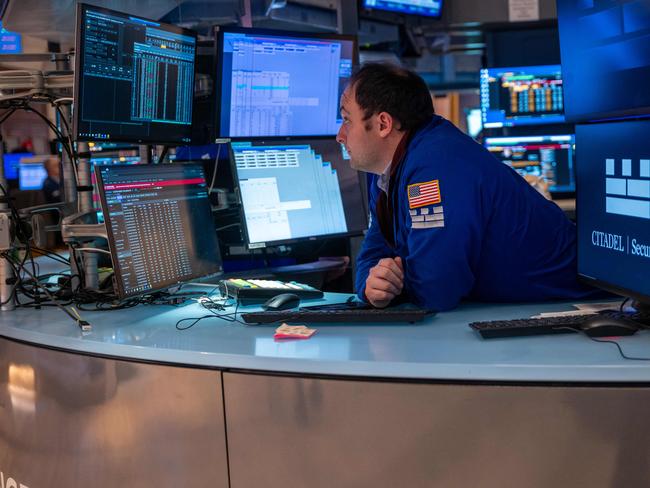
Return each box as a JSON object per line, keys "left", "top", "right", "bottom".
{"left": 376, "top": 112, "right": 394, "bottom": 137}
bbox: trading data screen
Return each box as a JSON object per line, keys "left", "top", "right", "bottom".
{"left": 577, "top": 119, "right": 650, "bottom": 301}
{"left": 558, "top": 0, "right": 650, "bottom": 122}
{"left": 95, "top": 164, "right": 222, "bottom": 298}
{"left": 230, "top": 139, "right": 367, "bottom": 247}
{"left": 75, "top": 4, "right": 196, "bottom": 144}
{"left": 362, "top": 0, "right": 443, "bottom": 17}
{"left": 480, "top": 65, "right": 565, "bottom": 128}
{"left": 485, "top": 135, "right": 575, "bottom": 194}
{"left": 218, "top": 28, "right": 356, "bottom": 138}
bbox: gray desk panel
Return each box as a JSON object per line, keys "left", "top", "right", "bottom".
{"left": 0, "top": 337, "right": 229, "bottom": 488}
{"left": 225, "top": 372, "right": 650, "bottom": 488}
{"left": 0, "top": 294, "right": 648, "bottom": 382}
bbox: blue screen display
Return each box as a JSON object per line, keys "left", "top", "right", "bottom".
{"left": 558, "top": 0, "right": 650, "bottom": 122}
{"left": 480, "top": 65, "right": 565, "bottom": 128}
{"left": 218, "top": 29, "right": 356, "bottom": 138}
{"left": 363, "top": 0, "right": 443, "bottom": 17}
{"left": 19, "top": 163, "right": 47, "bottom": 191}
{"left": 230, "top": 139, "right": 367, "bottom": 246}
{"left": 577, "top": 119, "right": 650, "bottom": 301}
{"left": 3, "top": 152, "right": 33, "bottom": 180}
{"left": 0, "top": 21, "right": 22, "bottom": 54}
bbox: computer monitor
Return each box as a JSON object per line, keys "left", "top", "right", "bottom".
{"left": 18, "top": 163, "right": 48, "bottom": 191}
{"left": 94, "top": 163, "right": 222, "bottom": 298}
{"left": 480, "top": 65, "right": 565, "bottom": 128}
{"left": 576, "top": 119, "right": 650, "bottom": 306}
{"left": 465, "top": 108, "right": 482, "bottom": 139}
{"left": 216, "top": 27, "right": 357, "bottom": 138}
{"left": 362, "top": 0, "right": 443, "bottom": 17}
{"left": 74, "top": 3, "right": 197, "bottom": 144}
{"left": 91, "top": 154, "right": 142, "bottom": 223}
{"left": 229, "top": 139, "right": 368, "bottom": 248}
{"left": 3, "top": 152, "right": 33, "bottom": 180}
{"left": 557, "top": 0, "right": 650, "bottom": 122}
{"left": 484, "top": 134, "right": 576, "bottom": 195}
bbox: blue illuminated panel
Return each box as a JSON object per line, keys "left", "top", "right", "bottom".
{"left": 75, "top": 4, "right": 196, "bottom": 144}
{"left": 363, "top": 0, "right": 443, "bottom": 17}
{"left": 19, "top": 164, "right": 47, "bottom": 191}
{"left": 2, "top": 152, "right": 33, "bottom": 180}
{"left": 230, "top": 139, "right": 367, "bottom": 247}
{"left": 484, "top": 134, "right": 575, "bottom": 194}
{"left": 558, "top": 0, "right": 650, "bottom": 122}
{"left": 480, "top": 65, "right": 565, "bottom": 128}
{"left": 577, "top": 119, "right": 650, "bottom": 302}
{"left": 0, "top": 21, "right": 22, "bottom": 54}
{"left": 218, "top": 29, "right": 356, "bottom": 138}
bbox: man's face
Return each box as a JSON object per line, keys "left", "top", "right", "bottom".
{"left": 336, "top": 85, "right": 385, "bottom": 174}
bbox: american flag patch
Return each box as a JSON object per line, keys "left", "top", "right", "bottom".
{"left": 407, "top": 180, "right": 441, "bottom": 209}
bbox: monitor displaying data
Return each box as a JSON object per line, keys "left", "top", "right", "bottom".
{"left": 480, "top": 65, "right": 565, "bottom": 128}
{"left": 95, "top": 164, "right": 222, "bottom": 298}
{"left": 557, "top": 0, "right": 650, "bottom": 122}
{"left": 577, "top": 119, "right": 650, "bottom": 303}
{"left": 18, "top": 163, "right": 48, "bottom": 191}
{"left": 217, "top": 27, "right": 357, "bottom": 138}
{"left": 3, "top": 152, "right": 33, "bottom": 180}
{"left": 74, "top": 4, "right": 197, "bottom": 144}
{"left": 230, "top": 139, "right": 367, "bottom": 247}
{"left": 484, "top": 134, "right": 576, "bottom": 194}
{"left": 91, "top": 153, "right": 142, "bottom": 223}
{"left": 362, "top": 0, "right": 443, "bottom": 17}
{"left": 465, "top": 108, "right": 482, "bottom": 139}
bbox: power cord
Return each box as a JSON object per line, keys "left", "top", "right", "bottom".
{"left": 2, "top": 252, "right": 91, "bottom": 331}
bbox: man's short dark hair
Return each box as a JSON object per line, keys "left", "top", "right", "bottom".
{"left": 348, "top": 62, "right": 434, "bottom": 132}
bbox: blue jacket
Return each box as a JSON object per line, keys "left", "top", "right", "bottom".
{"left": 356, "top": 115, "right": 594, "bottom": 311}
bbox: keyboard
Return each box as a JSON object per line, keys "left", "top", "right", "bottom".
{"left": 241, "top": 303, "right": 432, "bottom": 324}
{"left": 220, "top": 278, "right": 323, "bottom": 304}
{"left": 470, "top": 310, "right": 650, "bottom": 339}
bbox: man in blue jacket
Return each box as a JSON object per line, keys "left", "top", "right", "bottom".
{"left": 337, "top": 63, "right": 594, "bottom": 311}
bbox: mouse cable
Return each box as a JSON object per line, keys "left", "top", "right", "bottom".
{"left": 588, "top": 337, "right": 650, "bottom": 361}
{"left": 176, "top": 298, "right": 247, "bottom": 330}
{"left": 557, "top": 326, "right": 650, "bottom": 361}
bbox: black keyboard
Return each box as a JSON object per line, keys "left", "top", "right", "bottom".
{"left": 241, "top": 305, "right": 432, "bottom": 324}
{"left": 470, "top": 310, "right": 650, "bottom": 339}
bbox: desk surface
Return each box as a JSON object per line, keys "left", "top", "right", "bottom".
{"left": 1, "top": 289, "right": 649, "bottom": 383}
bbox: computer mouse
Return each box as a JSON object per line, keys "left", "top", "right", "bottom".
{"left": 580, "top": 316, "right": 640, "bottom": 337}
{"left": 262, "top": 293, "right": 301, "bottom": 311}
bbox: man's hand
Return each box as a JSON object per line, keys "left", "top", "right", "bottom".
{"left": 365, "top": 257, "right": 404, "bottom": 308}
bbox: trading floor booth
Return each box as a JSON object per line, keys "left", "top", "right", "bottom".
{"left": 3, "top": 1, "right": 650, "bottom": 487}
{"left": 3, "top": 296, "right": 650, "bottom": 488}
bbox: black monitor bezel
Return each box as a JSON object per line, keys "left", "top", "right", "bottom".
{"left": 574, "top": 121, "right": 650, "bottom": 307}
{"left": 214, "top": 26, "right": 358, "bottom": 140}
{"left": 360, "top": 0, "right": 444, "bottom": 18}
{"left": 94, "top": 162, "right": 223, "bottom": 299}
{"left": 74, "top": 3, "right": 198, "bottom": 145}
{"left": 228, "top": 138, "right": 368, "bottom": 249}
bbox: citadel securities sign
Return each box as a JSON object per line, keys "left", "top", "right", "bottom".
{"left": 0, "top": 470, "right": 29, "bottom": 488}
{"left": 592, "top": 230, "right": 625, "bottom": 252}
{"left": 592, "top": 230, "right": 650, "bottom": 259}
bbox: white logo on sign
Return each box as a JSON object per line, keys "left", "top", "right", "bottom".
{"left": 604, "top": 158, "right": 650, "bottom": 220}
